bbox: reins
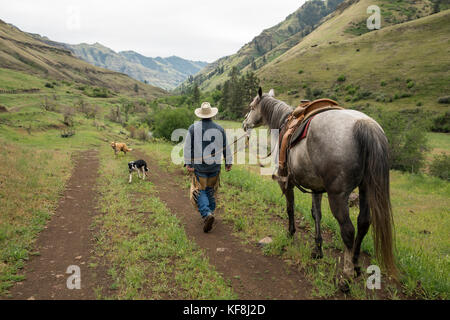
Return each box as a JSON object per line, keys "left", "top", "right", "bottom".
{"left": 187, "top": 132, "right": 249, "bottom": 163}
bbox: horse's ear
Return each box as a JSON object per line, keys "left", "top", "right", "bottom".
{"left": 258, "top": 87, "right": 262, "bottom": 98}
{"left": 268, "top": 89, "right": 275, "bottom": 97}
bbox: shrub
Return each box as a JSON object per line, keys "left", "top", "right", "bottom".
{"left": 45, "top": 82, "right": 54, "bottom": 88}
{"left": 62, "top": 106, "right": 75, "bottom": 126}
{"left": 373, "top": 110, "right": 429, "bottom": 173}
{"left": 430, "top": 112, "right": 450, "bottom": 133}
{"left": 107, "top": 106, "right": 122, "bottom": 124}
{"left": 312, "top": 88, "right": 323, "bottom": 97}
{"left": 407, "top": 81, "right": 415, "bottom": 89}
{"left": 429, "top": 153, "right": 450, "bottom": 181}
{"left": 337, "top": 75, "right": 346, "bottom": 82}
{"left": 136, "top": 128, "right": 149, "bottom": 141}
{"left": 437, "top": 96, "right": 450, "bottom": 104}
{"left": 298, "top": 69, "right": 304, "bottom": 74}
{"left": 128, "top": 126, "right": 137, "bottom": 139}
{"left": 77, "top": 99, "right": 99, "bottom": 119}
{"left": 380, "top": 81, "right": 387, "bottom": 87}
{"left": 152, "top": 108, "right": 196, "bottom": 140}
{"left": 40, "top": 96, "right": 58, "bottom": 112}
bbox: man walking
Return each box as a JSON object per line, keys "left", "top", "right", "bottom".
{"left": 184, "top": 102, "right": 232, "bottom": 233}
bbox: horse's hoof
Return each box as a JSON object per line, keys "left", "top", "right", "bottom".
{"left": 311, "top": 249, "right": 323, "bottom": 259}
{"left": 338, "top": 278, "right": 350, "bottom": 294}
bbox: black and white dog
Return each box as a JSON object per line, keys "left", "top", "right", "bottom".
{"left": 128, "top": 160, "right": 149, "bottom": 183}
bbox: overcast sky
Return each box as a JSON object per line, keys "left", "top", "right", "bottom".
{"left": 0, "top": 0, "right": 306, "bottom": 62}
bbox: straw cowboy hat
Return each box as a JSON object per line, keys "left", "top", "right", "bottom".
{"left": 195, "top": 102, "right": 218, "bottom": 119}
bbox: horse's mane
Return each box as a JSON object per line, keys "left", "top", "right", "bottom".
{"left": 260, "top": 95, "right": 293, "bottom": 129}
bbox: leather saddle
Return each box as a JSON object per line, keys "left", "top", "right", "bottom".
{"left": 277, "top": 98, "right": 343, "bottom": 179}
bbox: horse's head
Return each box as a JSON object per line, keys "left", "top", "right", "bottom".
{"left": 243, "top": 87, "right": 275, "bottom": 132}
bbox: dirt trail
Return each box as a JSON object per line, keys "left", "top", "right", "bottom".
{"left": 135, "top": 150, "right": 314, "bottom": 300}
{"left": 7, "top": 149, "right": 105, "bottom": 300}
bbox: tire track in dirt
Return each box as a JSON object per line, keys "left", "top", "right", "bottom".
{"left": 7, "top": 149, "right": 107, "bottom": 300}
{"left": 135, "top": 150, "right": 314, "bottom": 300}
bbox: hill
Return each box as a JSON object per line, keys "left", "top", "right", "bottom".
{"left": 181, "top": 0, "right": 449, "bottom": 99}
{"left": 257, "top": 0, "right": 450, "bottom": 110}
{"left": 62, "top": 43, "right": 208, "bottom": 90}
{"left": 0, "top": 19, "right": 167, "bottom": 99}
{"left": 178, "top": 0, "right": 347, "bottom": 92}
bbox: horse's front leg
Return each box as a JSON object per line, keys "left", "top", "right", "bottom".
{"left": 285, "top": 186, "right": 296, "bottom": 236}
{"left": 311, "top": 193, "right": 323, "bottom": 259}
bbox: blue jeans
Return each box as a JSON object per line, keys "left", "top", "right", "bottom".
{"left": 195, "top": 171, "right": 219, "bottom": 218}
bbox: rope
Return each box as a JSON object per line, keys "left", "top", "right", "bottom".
{"left": 186, "top": 132, "right": 249, "bottom": 163}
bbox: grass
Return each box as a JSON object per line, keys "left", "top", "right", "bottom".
{"left": 257, "top": 6, "right": 450, "bottom": 111}
{"left": 92, "top": 146, "right": 236, "bottom": 299}
{"left": 0, "top": 106, "right": 238, "bottom": 299}
{"left": 140, "top": 121, "right": 449, "bottom": 299}
{"left": 0, "top": 138, "right": 73, "bottom": 295}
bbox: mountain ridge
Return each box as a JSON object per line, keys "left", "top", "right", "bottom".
{"left": 0, "top": 19, "right": 167, "bottom": 98}
{"left": 65, "top": 42, "right": 208, "bottom": 90}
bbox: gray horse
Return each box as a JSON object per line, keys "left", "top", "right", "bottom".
{"left": 243, "top": 88, "right": 396, "bottom": 289}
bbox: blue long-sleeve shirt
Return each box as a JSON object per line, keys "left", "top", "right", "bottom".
{"left": 184, "top": 119, "right": 232, "bottom": 175}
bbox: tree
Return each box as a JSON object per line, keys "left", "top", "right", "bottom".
{"left": 120, "top": 99, "right": 134, "bottom": 123}
{"left": 219, "top": 68, "right": 260, "bottom": 120}
{"left": 152, "top": 108, "right": 195, "bottom": 140}
{"left": 134, "top": 84, "right": 139, "bottom": 93}
{"left": 192, "top": 83, "right": 201, "bottom": 106}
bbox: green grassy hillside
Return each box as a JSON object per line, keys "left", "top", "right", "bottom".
{"left": 257, "top": 1, "right": 450, "bottom": 111}
{"left": 178, "top": 0, "right": 347, "bottom": 92}
{"left": 0, "top": 20, "right": 166, "bottom": 99}
{"left": 182, "top": 0, "right": 445, "bottom": 93}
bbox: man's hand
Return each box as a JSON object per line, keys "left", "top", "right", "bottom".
{"left": 186, "top": 166, "right": 195, "bottom": 173}
{"left": 225, "top": 164, "right": 232, "bottom": 172}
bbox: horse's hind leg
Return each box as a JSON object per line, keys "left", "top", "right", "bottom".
{"left": 328, "top": 192, "right": 355, "bottom": 289}
{"left": 285, "top": 185, "right": 296, "bottom": 236}
{"left": 352, "top": 184, "right": 371, "bottom": 277}
{"left": 311, "top": 193, "right": 323, "bottom": 259}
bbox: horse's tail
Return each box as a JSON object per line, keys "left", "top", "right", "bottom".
{"left": 354, "top": 119, "right": 397, "bottom": 277}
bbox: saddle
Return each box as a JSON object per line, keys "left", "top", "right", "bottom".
{"left": 277, "top": 98, "right": 344, "bottom": 179}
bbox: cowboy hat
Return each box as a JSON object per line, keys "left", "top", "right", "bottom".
{"left": 195, "top": 102, "right": 218, "bottom": 119}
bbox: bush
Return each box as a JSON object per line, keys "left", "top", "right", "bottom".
{"left": 62, "top": 106, "right": 75, "bottom": 126}
{"left": 429, "top": 153, "right": 450, "bottom": 181}
{"left": 337, "top": 75, "right": 346, "bottom": 82}
{"left": 40, "top": 96, "right": 58, "bottom": 112}
{"left": 77, "top": 99, "right": 99, "bottom": 119}
{"left": 430, "top": 112, "right": 450, "bottom": 133}
{"left": 107, "top": 106, "right": 123, "bottom": 124}
{"left": 136, "top": 128, "right": 149, "bottom": 141}
{"left": 44, "top": 82, "right": 54, "bottom": 88}
{"left": 437, "top": 96, "right": 450, "bottom": 104}
{"left": 312, "top": 88, "right": 323, "bottom": 97}
{"left": 128, "top": 126, "right": 137, "bottom": 139}
{"left": 373, "top": 110, "right": 429, "bottom": 173}
{"left": 152, "top": 108, "right": 196, "bottom": 140}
